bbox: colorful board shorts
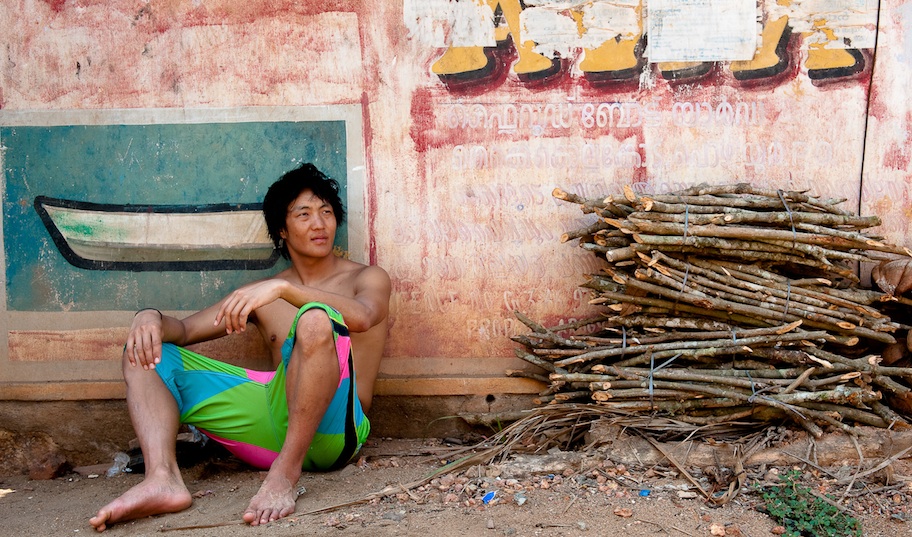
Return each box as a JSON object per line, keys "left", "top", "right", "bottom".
{"left": 153, "top": 302, "right": 369, "bottom": 471}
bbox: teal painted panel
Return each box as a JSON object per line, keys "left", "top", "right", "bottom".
{"left": 2, "top": 121, "right": 348, "bottom": 312}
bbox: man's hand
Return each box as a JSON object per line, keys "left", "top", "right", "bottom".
{"left": 215, "top": 279, "right": 288, "bottom": 334}
{"left": 127, "top": 309, "right": 164, "bottom": 370}
{"left": 872, "top": 258, "right": 912, "bottom": 296}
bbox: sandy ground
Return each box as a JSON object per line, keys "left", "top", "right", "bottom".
{"left": 0, "top": 437, "right": 909, "bottom": 537}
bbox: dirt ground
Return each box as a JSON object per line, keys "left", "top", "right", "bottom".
{"left": 0, "top": 437, "right": 909, "bottom": 537}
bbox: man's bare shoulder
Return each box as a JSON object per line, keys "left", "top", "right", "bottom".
{"left": 279, "top": 257, "right": 390, "bottom": 301}
{"left": 354, "top": 261, "right": 390, "bottom": 280}
{"left": 335, "top": 258, "right": 390, "bottom": 286}
{"left": 354, "top": 263, "right": 391, "bottom": 294}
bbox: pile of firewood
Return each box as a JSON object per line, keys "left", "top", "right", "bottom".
{"left": 512, "top": 183, "right": 912, "bottom": 437}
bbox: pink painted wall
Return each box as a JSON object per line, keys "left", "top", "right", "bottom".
{"left": 0, "top": 0, "right": 909, "bottom": 398}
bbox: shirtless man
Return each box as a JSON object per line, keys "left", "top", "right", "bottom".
{"left": 90, "top": 163, "right": 391, "bottom": 531}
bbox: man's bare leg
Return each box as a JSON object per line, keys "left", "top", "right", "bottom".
{"left": 90, "top": 353, "right": 192, "bottom": 532}
{"left": 243, "top": 309, "right": 339, "bottom": 526}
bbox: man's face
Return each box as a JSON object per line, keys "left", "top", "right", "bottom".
{"left": 280, "top": 189, "right": 337, "bottom": 258}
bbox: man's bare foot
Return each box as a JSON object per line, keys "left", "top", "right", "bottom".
{"left": 89, "top": 473, "right": 192, "bottom": 532}
{"left": 242, "top": 474, "right": 300, "bottom": 526}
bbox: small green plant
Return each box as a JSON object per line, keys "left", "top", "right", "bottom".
{"left": 760, "top": 469, "right": 862, "bottom": 537}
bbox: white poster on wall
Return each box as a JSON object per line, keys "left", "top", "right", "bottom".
{"left": 647, "top": 0, "right": 758, "bottom": 62}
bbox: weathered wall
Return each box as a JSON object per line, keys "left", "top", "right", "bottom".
{"left": 1, "top": 1, "right": 910, "bottom": 451}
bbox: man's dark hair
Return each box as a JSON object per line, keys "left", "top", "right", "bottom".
{"left": 263, "top": 163, "right": 346, "bottom": 259}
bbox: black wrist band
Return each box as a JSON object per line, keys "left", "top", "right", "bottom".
{"left": 134, "top": 308, "right": 162, "bottom": 319}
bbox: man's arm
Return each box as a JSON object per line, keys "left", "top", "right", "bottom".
{"left": 127, "top": 300, "right": 234, "bottom": 370}
{"left": 215, "top": 265, "right": 391, "bottom": 334}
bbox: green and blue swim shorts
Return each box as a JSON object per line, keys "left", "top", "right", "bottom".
{"left": 153, "top": 302, "right": 369, "bottom": 471}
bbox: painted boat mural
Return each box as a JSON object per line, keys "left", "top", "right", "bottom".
{"left": 34, "top": 196, "right": 280, "bottom": 271}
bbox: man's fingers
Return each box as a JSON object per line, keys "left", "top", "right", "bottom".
{"left": 135, "top": 340, "right": 152, "bottom": 369}
{"left": 214, "top": 303, "right": 228, "bottom": 329}
{"left": 131, "top": 342, "right": 145, "bottom": 369}
{"left": 125, "top": 337, "right": 137, "bottom": 367}
{"left": 150, "top": 332, "right": 163, "bottom": 365}
{"left": 216, "top": 291, "right": 243, "bottom": 327}
{"left": 218, "top": 295, "right": 242, "bottom": 333}
{"left": 127, "top": 314, "right": 164, "bottom": 368}
{"left": 234, "top": 307, "right": 249, "bottom": 332}
{"left": 228, "top": 301, "right": 243, "bottom": 333}
{"left": 130, "top": 331, "right": 160, "bottom": 369}
{"left": 223, "top": 297, "right": 251, "bottom": 334}
{"left": 215, "top": 297, "right": 234, "bottom": 328}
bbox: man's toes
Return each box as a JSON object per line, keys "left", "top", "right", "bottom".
{"left": 89, "top": 511, "right": 109, "bottom": 532}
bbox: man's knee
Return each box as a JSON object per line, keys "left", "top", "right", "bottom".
{"left": 293, "top": 308, "right": 335, "bottom": 350}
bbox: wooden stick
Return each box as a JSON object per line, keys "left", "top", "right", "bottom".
{"left": 665, "top": 183, "right": 852, "bottom": 215}
{"left": 562, "top": 220, "right": 612, "bottom": 242}
{"left": 655, "top": 253, "right": 886, "bottom": 322}
{"left": 618, "top": 270, "right": 892, "bottom": 344}
{"left": 642, "top": 263, "right": 892, "bottom": 333}
{"left": 639, "top": 264, "right": 865, "bottom": 328}
{"left": 603, "top": 315, "right": 734, "bottom": 331}
{"left": 799, "top": 402, "right": 888, "bottom": 428}
{"left": 545, "top": 323, "right": 805, "bottom": 358}
{"left": 683, "top": 256, "right": 887, "bottom": 318}
{"left": 627, "top": 209, "right": 880, "bottom": 229}
{"left": 514, "top": 349, "right": 566, "bottom": 374}
{"left": 638, "top": 433, "right": 711, "bottom": 500}
{"left": 553, "top": 329, "right": 830, "bottom": 368}
{"left": 160, "top": 477, "right": 436, "bottom": 532}
{"left": 586, "top": 283, "right": 773, "bottom": 328}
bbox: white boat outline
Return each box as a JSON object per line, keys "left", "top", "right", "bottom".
{"left": 34, "top": 196, "right": 280, "bottom": 271}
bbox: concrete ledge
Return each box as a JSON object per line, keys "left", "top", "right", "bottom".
{"left": 375, "top": 376, "right": 542, "bottom": 396}
{"left": 0, "top": 376, "right": 545, "bottom": 401}
{"left": 0, "top": 392, "right": 541, "bottom": 467}
{"left": 0, "top": 381, "right": 126, "bottom": 401}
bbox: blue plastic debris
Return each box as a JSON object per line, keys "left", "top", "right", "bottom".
{"left": 482, "top": 491, "right": 496, "bottom": 504}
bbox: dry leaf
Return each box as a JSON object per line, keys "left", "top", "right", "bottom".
{"left": 710, "top": 522, "right": 726, "bottom": 536}
{"left": 613, "top": 507, "right": 633, "bottom": 517}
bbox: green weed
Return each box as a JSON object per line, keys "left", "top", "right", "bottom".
{"left": 760, "top": 469, "right": 862, "bottom": 537}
